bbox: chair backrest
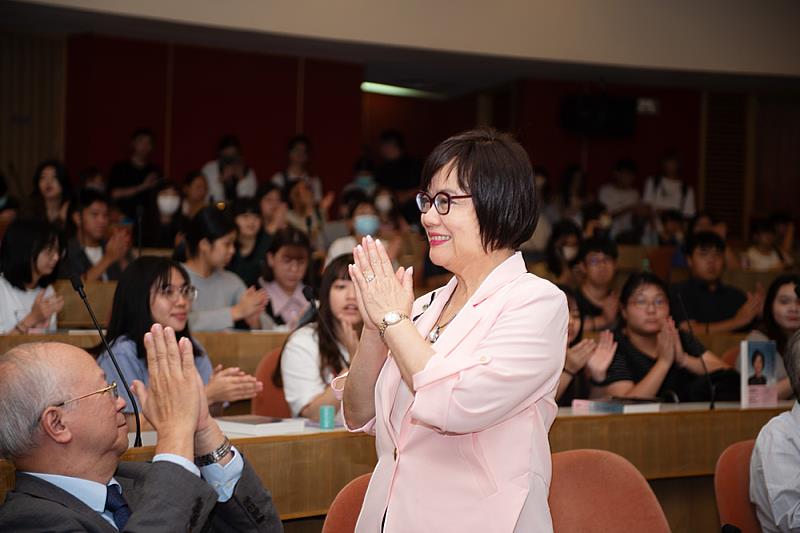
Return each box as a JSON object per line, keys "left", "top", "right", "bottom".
{"left": 322, "top": 473, "right": 372, "bottom": 533}
{"left": 715, "top": 439, "right": 760, "bottom": 533}
{"left": 549, "top": 449, "right": 670, "bottom": 533}
{"left": 250, "top": 347, "right": 292, "bottom": 418}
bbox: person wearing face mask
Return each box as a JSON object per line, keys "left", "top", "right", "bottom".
{"left": 142, "top": 182, "right": 186, "bottom": 248}
{"left": 326, "top": 199, "right": 393, "bottom": 267}
{"left": 227, "top": 198, "right": 273, "bottom": 287}
{"left": 542, "top": 219, "right": 582, "bottom": 285}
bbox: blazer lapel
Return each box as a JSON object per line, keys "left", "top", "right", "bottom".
{"left": 13, "top": 472, "right": 118, "bottom": 533}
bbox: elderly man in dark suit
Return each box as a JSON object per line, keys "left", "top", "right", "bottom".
{"left": 0, "top": 324, "right": 282, "bottom": 532}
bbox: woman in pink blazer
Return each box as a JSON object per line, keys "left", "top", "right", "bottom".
{"left": 338, "top": 129, "right": 568, "bottom": 532}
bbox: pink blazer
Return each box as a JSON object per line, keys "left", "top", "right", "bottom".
{"left": 340, "top": 252, "right": 567, "bottom": 533}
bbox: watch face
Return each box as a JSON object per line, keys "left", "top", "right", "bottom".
{"left": 385, "top": 311, "right": 401, "bottom": 324}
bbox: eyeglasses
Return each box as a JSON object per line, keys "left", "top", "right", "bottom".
{"left": 416, "top": 191, "right": 472, "bottom": 215}
{"left": 54, "top": 382, "right": 118, "bottom": 407}
{"left": 586, "top": 256, "right": 613, "bottom": 267}
{"left": 157, "top": 284, "right": 198, "bottom": 302}
{"left": 630, "top": 297, "right": 668, "bottom": 309}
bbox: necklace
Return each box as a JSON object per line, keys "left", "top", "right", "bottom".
{"left": 427, "top": 291, "right": 459, "bottom": 344}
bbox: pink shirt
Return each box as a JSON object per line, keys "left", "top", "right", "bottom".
{"left": 262, "top": 280, "right": 308, "bottom": 327}
{"left": 338, "top": 252, "right": 568, "bottom": 532}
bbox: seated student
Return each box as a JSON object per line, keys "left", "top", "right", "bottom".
{"left": 258, "top": 228, "right": 310, "bottom": 329}
{"left": 657, "top": 209, "right": 685, "bottom": 246}
{"left": 108, "top": 128, "right": 161, "bottom": 220}
{"left": 0, "top": 219, "right": 64, "bottom": 334}
{"left": 227, "top": 198, "right": 273, "bottom": 287}
{"left": 277, "top": 255, "right": 360, "bottom": 420}
{"left": 78, "top": 166, "right": 106, "bottom": 194}
{"left": 574, "top": 237, "right": 619, "bottom": 332}
{"left": 183, "top": 206, "right": 268, "bottom": 331}
{"left": 750, "top": 329, "right": 800, "bottom": 533}
{"left": 202, "top": 135, "right": 258, "bottom": 202}
{"left": 770, "top": 211, "right": 796, "bottom": 258}
{"left": 271, "top": 134, "right": 324, "bottom": 202}
{"left": 670, "top": 231, "right": 763, "bottom": 334}
{"left": 326, "top": 198, "right": 401, "bottom": 267}
{"left": 257, "top": 182, "right": 288, "bottom": 237}
{"left": 555, "top": 285, "right": 617, "bottom": 406}
{"left": 141, "top": 181, "right": 186, "bottom": 248}
{"left": 0, "top": 328, "right": 281, "bottom": 532}
{"left": 580, "top": 201, "right": 613, "bottom": 240}
{"left": 96, "top": 256, "right": 262, "bottom": 425}
{"left": 284, "top": 178, "right": 331, "bottom": 251}
{"left": 182, "top": 170, "right": 209, "bottom": 219}
{"left": 742, "top": 274, "right": 800, "bottom": 400}
{"left": 542, "top": 219, "right": 582, "bottom": 285}
{"left": 597, "top": 158, "right": 641, "bottom": 241}
{"left": 59, "top": 189, "right": 132, "bottom": 282}
{"left": 27, "top": 159, "right": 71, "bottom": 229}
{"left": 686, "top": 212, "right": 740, "bottom": 271}
{"left": 746, "top": 219, "right": 794, "bottom": 272}
{"left": 602, "top": 272, "right": 736, "bottom": 402}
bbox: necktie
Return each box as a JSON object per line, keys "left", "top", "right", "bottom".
{"left": 105, "top": 484, "right": 132, "bottom": 530}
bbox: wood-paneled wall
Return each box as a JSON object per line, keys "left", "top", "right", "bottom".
{"left": 0, "top": 32, "right": 65, "bottom": 198}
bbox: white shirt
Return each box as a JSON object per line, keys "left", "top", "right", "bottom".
{"left": 751, "top": 402, "right": 800, "bottom": 532}
{"left": 280, "top": 324, "right": 349, "bottom": 417}
{"left": 642, "top": 176, "right": 696, "bottom": 218}
{"left": 0, "top": 275, "right": 57, "bottom": 333}
{"left": 598, "top": 184, "right": 640, "bottom": 237}
{"left": 271, "top": 171, "right": 323, "bottom": 203}
{"left": 746, "top": 247, "right": 786, "bottom": 272}
{"left": 326, "top": 236, "right": 357, "bottom": 266}
{"left": 201, "top": 159, "right": 257, "bottom": 202}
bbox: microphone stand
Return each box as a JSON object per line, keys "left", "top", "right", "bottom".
{"left": 677, "top": 293, "right": 715, "bottom": 410}
{"left": 70, "top": 275, "right": 142, "bottom": 447}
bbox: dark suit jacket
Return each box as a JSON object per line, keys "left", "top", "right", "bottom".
{"left": 0, "top": 458, "right": 282, "bottom": 532}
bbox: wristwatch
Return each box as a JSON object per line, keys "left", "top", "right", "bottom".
{"left": 379, "top": 311, "right": 409, "bottom": 339}
{"left": 194, "top": 436, "right": 232, "bottom": 467}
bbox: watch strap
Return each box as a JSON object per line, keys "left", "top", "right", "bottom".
{"left": 194, "top": 436, "right": 232, "bottom": 467}
{"left": 378, "top": 313, "right": 409, "bottom": 338}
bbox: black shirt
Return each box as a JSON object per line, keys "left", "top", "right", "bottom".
{"left": 669, "top": 277, "right": 748, "bottom": 330}
{"left": 227, "top": 231, "right": 273, "bottom": 287}
{"left": 604, "top": 328, "right": 706, "bottom": 402}
{"left": 575, "top": 289, "right": 604, "bottom": 318}
{"left": 108, "top": 160, "right": 160, "bottom": 219}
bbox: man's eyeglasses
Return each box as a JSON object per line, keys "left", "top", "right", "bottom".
{"left": 630, "top": 297, "right": 668, "bottom": 309}
{"left": 54, "top": 382, "right": 118, "bottom": 407}
{"left": 416, "top": 191, "right": 472, "bottom": 216}
{"left": 157, "top": 284, "right": 198, "bottom": 302}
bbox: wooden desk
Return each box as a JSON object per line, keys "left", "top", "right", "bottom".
{"left": 0, "top": 404, "right": 786, "bottom": 532}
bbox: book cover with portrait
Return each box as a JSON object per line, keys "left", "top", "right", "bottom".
{"left": 740, "top": 340, "right": 778, "bottom": 407}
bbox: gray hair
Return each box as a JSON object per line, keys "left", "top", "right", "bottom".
{"left": 0, "top": 343, "right": 69, "bottom": 460}
{"left": 785, "top": 330, "right": 800, "bottom": 403}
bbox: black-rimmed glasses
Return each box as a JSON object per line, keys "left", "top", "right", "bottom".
{"left": 54, "top": 382, "right": 118, "bottom": 407}
{"left": 416, "top": 191, "right": 472, "bottom": 215}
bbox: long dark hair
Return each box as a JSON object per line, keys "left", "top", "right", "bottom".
{"left": 30, "top": 159, "right": 71, "bottom": 203}
{"left": 758, "top": 274, "right": 800, "bottom": 354}
{"left": 93, "top": 257, "right": 202, "bottom": 359}
{"left": 558, "top": 284, "right": 584, "bottom": 347}
{"left": 0, "top": 219, "right": 63, "bottom": 290}
{"left": 185, "top": 205, "right": 236, "bottom": 258}
{"left": 273, "top": 254, "right": 359, "bottom": 387}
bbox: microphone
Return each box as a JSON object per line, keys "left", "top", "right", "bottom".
{"left": 295, "top": 286, "right": 318, "bottom": 329}
{"left": 70, "top": 275, "right": 142, "bottom": 447}
{"left": 676, "top": 293, "right": 715, "bottom": 410}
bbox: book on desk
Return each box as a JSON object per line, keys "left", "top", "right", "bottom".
{"left": 572, "top": 398, "right": 661, "bottom": 414}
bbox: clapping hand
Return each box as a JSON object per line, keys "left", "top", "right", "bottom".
{"left": 586, "top": 330, "right": 617, "bottom": 383}
{"left": 206, "top": 364, "right": 263, "bottom": 404}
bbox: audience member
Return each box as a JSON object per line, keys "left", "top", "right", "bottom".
{"left": 558, "top": 164, "right": 590, "bottom": 227}
{"left": 257, "top": 182, "right": 288, "bottom": 237}
{"left": 770, "top": 211, "right": 796, "bottom": 257}
{"left": 746, "top": 219, "right": 793, "bottom": 271}
{"left": 227, "top": 198, "right": 272, "bottom": 287}
{"left": 285, "top": 178, "right": 329, "bottom": 250}
{"left": 750, "top": 329, "right": 800, "bottom": 533}
{"left": 202, "top": 135, "right": 257, "bottom": 202}
{"left": 670, "top": 231, "right": 762, "bottom": 334}
{"left": 520, "top": 166, "right": 552, "bottom": 261}
{"left": 687, "top": 212, "right": 740, "bottom": 270}
{"left": 374, "top": 130, "right": 422, "bottom": 226}
{"left": 182, "top": 170, "right": 210, "bottom": 219}
{"left": 326, "top": 198, "right": 396, "bottom": 267}
{"left": 543, "top": 219, "right": 582, "bottom": 285}
{"left": 108, "top": 128, "right": 161, "bottom": 220}
{"left": 59, "top": 189, "right": 132, "bottom": 282}
{"left": 142, "top": 181, "right": 186, "bottom": 248}
{"left": 28, "top": 159, "right": 71, "bottom": 229}
{"left": 642, "top": 152, "right": 696, "bottom": 220}
{"left": 555, "top": 285, "right": 617, "bottom": 406}
{"left": 580, "top": 201, "right": 612, "bottom": 240}
{"left": 742, "top": 274, "right": 800, "bottom": 401}
{"left": 277, "top": 255, "right": 359, "bottom": 420}
{"left": 183, "top": 206, "right": 268, "bottom": 331}
{"left": 656, "top": 209, "right": 685, "bottom": 246}
{"left": 271, "top": 135, "right": 323, "bottom": 202}
{"left": 258, "top": 228, "right": 310, "bottom": 329}
{"left": 78, "top": 166, "right": 106, "bottom": 194}
{"left": 0, "top": 328, "right": 281, "bottom": 532}
{"left": 575, "top": 237, "right": 619, "bottom": 332}
{"left": 343, "top": 154, "right": 377, "bottom": 197}
{"left": 96, "top": 256, "right": 262, "bottom": 425}
{"left": 598, "top": 159, "right": 642, "bottom": 241}
{"left": 0, "top": 219, "right": 64, "bottom": 334}
{"left": 0, "top": 171, "right": 19, "bottom": 225}
{"left": 602, "top": 272, "right": 736, "bottom": 402}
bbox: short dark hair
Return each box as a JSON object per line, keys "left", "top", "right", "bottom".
{"left": 420, "top": 128, "right": 538, "bottom": 251}
{"left": 619, "top": 271, "right": 670, "bottom": 310}
{"left": 218, "top": 135, "right": 241, "bottom": 153}
{"left": 379, "top": 130, "right": 405, "bottom": 149}
{"left": 784, "top": 330, "right": 800, "bottom": 401}
{"left": 78, "top": 166, "right": 102, "bottom": 184}
{"left": 261, "top": 227, "right": 310, "bottom": 282}
{"left": 232, "top": 197, "right": 260, "bottom": 217}
{"left": 130, "top": 128, "right": 153, "bottom": 141}
{"left": 751, "top": 350, "right": 765, "bottom": 366}
{"left": 751, "top": 219, "right": 775, "bottom": 236}
{"left": 98, "top": 256, "right": 202, "bottom": 360}
{"left": 347, "top": 198, "right": 376, "bottom": 220}
{"left": 287, "top": 134, "right": 311, "bottom": 153}
{"left": 577, "top": 237, "right": 618, "bottom": 264}
{"left": 185, "top": 206, "right": 236, "bottom": 257}
{"left": 72, "top": 188, "right": 109, "bottom": 214}
{"left": 256, "top": 181, "right": 283, "bottom": 203}
{"left": 581, "top": 201, "right": 608, "bottom": 227}
{"left": 686, "top": 231, "right": 726, "bottom": 255}
{"left": 184, "top": 170, "right": 206, "bottom": 185}
{"left": 31, "top": 159, "right": 70, "bottom": 200}
{"left": 0, "top": 219, "right": 63, "bottom": 290}
{"left": 615, "top": 158, "right": 637, "bottom": 174}
{"left": 660, "top": 209, "right": 684, "bottom": 224}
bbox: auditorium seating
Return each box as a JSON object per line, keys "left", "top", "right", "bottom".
{"left": 549, "top": 449, "right": 670, "bottom": 533}
{"left": 251, "top": 347, "right": 292, "bottom": 418}
{"left": 54, "top": 279, "right": 117, "bottom": 329}
{"left": 715, "top": 439, "right": 760, "bottom": 533}
{"left": 321, "top": 473, "right": 372, "bottom": 533}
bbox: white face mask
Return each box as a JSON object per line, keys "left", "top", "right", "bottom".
{"left": 375, "top": 195, "right": 393, "bottom": 214}
{"left": 561, "top": 245, "right": 579, "bottom": 262}
{"left": 157, "top": 195, "right": 181, "bottom": 216}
